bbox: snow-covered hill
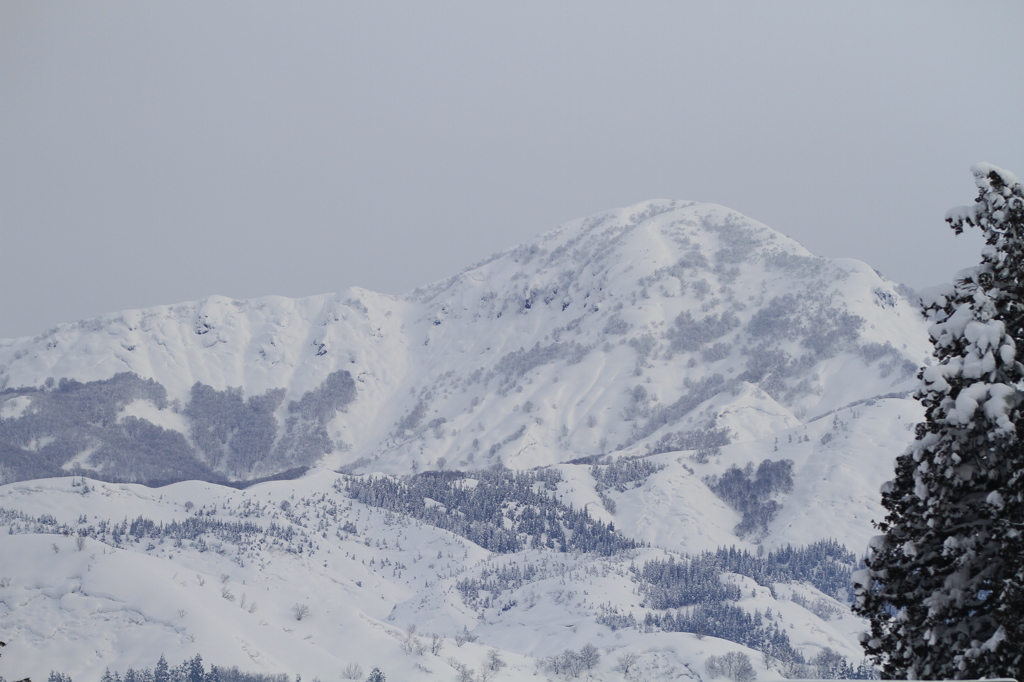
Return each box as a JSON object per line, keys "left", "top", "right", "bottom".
{"left": 0, "top": 199, "right": 933, "bottom": 680}
{"left": 0, "top": 470, "right": 876, "bottom": 681}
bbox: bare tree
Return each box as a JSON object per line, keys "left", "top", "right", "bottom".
{"left": 291, "top": 603, "right": 310, "bottom": 621}
{"left": 340, "top": 662, "right": 364, "bottom": 680}
{"left": 615, "top": 652, "right": 639, "bottom": 675}
{"left": 430, "top": 633, "right": 444, "bottom": 655}
{"left": 400, "top": 623, "right": 424, "bottom": 655}
{"left": 706, "top": 652, "right": 757, "bottom": 682}
{"left": 486, "top": 648, "right": 507, "bottom": 672}
{"left": 545, "top": 649, "right": 590, "bottom": 678}
{"left": 455, "top": 626, "right": 478, "bottom": 647}
{"left": 579, "top": 643, "right": 600, "bottom": 671}
{"left": 446, "top": 656, "right": 476, "bottom": 681}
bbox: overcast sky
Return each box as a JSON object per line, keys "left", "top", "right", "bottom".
{"left": 1, "top": 2, "right": 1021, "bottom": 340}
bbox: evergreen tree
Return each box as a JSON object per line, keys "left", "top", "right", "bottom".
{"left": 187, "top": 655, "right": 205, "bottom": 682}
{"left": 154, "top": 654, "right": 170, "bottom": 682}
{"left": 853, "top": 164, "right": 1024, "bottom": 678}
{"left": 365, "top": 669, "right": 385, "bottom": 682}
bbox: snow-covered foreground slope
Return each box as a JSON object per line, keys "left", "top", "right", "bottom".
{"left": 0, "top": 469, "right": 877, "bottom": 681}
{"left": 0, "top": 396, "right": 917, "bottom": 680}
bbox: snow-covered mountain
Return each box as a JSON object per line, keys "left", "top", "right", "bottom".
{"left": 0, "top": 199, "right": 934, "bottom": 681}
{"left": 0, "top": 199, "right": 928, "bottom": 484}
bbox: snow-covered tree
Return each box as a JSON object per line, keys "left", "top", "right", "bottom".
{"left": 154, "top": 654, "right": 170, "bottom": 682}
{"left": 853, "top": 164, "right": 1024, "bottom": 678}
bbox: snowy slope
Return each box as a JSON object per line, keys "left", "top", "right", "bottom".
{"left": 0, "top": 471, "right": 870, "bottom": 681}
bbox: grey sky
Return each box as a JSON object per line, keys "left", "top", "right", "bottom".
{"left": 1, "top": 1, "right": 1021, "bottom": 340}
